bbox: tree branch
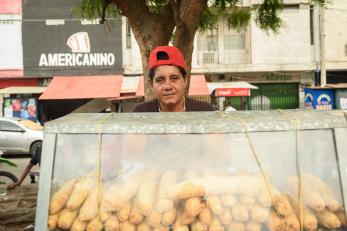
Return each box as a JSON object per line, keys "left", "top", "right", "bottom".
{"left": 100, "top": 0, "right": 112, "bottom": 24}
{"left": 157, "top": 3, "right": 176, "bottom": 43}
{"left": 180, "top": 0, "right": 207, "bottom": 34}
{"left": 112, "top": 0, "right": 151, "bottom": 19}
{"left": 169, "top": 0, "right": 186, "bottom": 31}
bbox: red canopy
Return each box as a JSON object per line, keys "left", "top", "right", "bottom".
{"left": 39, "top": 75, "right": 122, "bottom": 100}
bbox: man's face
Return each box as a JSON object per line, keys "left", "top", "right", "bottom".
{"left": 151, "top": 65, "right": 186, "bottom": 108}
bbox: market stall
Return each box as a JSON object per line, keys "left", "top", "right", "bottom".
{"left": 35, "top": 110, "right": 347, "bottom": 231}
{"left": 207, "top": 81, "right": 258, "bottom": 111}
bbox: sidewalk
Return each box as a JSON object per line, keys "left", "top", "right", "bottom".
{"left": 0, "top": 184, "right": 38, "bottom": 231}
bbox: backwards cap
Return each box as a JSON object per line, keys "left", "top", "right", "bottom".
{"left": 148, "top": 46, "right": 187, "bottom": 72}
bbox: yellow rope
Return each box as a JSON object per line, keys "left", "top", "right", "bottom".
{"left": 228, "top": 114, "right": 282, "bottom": 219}
{"left": 95, "top": 113, "right": 113, "bottom": 223}
{"left": 278, "top": 110, "right": 303, "bottom": 231}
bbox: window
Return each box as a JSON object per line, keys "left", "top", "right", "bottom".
{"left": 222, "top": 18, "right": 247, "bottom": 64}
{"left": 224, "top": 34, "right": 245, "bottom": 49}
{"left": 0, "top": 121, "right": 21, "bottom": 132}
{"left": 197, "top": 28, "right": 218, "bottom": 64}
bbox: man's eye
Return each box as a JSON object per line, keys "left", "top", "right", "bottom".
{"left": 155, "top": 78, "right": 164, "bottom": 83}
{"left": 171, "top": 76, "right": 179, "bottom": 81}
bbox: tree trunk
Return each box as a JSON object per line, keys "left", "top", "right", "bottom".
{"left": 113, "top": 0, "right": 207, "bottom": 100}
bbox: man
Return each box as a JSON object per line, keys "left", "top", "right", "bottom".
{"left": 131, "top": 46, "right": 214, "bottom": 112}
{"left": 7, "top": 142, "right": 42, "bottom": 190}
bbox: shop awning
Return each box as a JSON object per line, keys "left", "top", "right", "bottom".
{"left": 0, "top": 86, "right": 46, "bottom": 94}
{"left": 0, "top": 69, "right": 24, "bottom": 78}
{"left": 72, "top": 98, "right": 110, "bottom": 113}
{"left": 39, "top": 75, "right": 122, "bottom": 100}
{"left": 207, "top": 81, "right": 258, "bottom": 97}
{"left": 0, "top": 0, "right": 21, "bottom": 14}
{"left": 188, "top": 75, "right": 210, "bottom": 96}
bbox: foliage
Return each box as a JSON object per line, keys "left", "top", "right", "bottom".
{"left": 73, "top": 0, "right": 119, "bottom": 21}
{"left": 254, "top": 0, "right": 283, "bottom": 32}
{"left": 145, "top": 0, "right": 169, "bottom": 13}
{"left": 227, "top": 7, "right": 251, "bottom": 29}
{"left": 199, "top": 8, "right": 220, "bottom": 31}
{"left": 310, "top": 0, "right": 331, "bottom": 6}
{"left": 76, "top": 0, "right": 329, "bottom": 32}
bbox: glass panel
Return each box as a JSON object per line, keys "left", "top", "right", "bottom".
{"left": 48, "top": 130, "right": 346, "bottom": 231}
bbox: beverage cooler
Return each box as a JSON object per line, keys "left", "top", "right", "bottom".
{"left": 35, "top": 110, "right": 347, "bottom": 231}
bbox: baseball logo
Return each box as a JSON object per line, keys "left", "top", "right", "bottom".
{"left": 67, "top": 32, "right": 90, "bottom": 53}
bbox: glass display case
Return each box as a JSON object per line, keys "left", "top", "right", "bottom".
{"left": 35, "top": 110, "right": 347, "bottom": 231}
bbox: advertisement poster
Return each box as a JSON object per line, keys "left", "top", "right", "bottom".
{"left": 3, "top": 98, "right": 38, "bottom": 121}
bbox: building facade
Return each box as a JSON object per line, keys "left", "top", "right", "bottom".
{"left": 123, "top": 0, "right": 347, "bottom": 110}
{"left": 0, "top": 0, "right": 124, "bottom": 121}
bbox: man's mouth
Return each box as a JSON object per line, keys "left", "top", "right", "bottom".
{"left": 163, "top": 93, "right": 175, "bottom": 96}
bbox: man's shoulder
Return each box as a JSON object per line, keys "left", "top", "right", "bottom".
{"left": 131, "top": 99, "right": 158, "bottom": 112}
{"left": 186, "top": 98, "right": 215, "bottom": 111}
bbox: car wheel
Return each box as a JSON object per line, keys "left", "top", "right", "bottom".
{"left": 30, "top": 141, "right": 42, "bottom": 156}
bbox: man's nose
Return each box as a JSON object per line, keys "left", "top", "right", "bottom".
{"left": 163, "top": 80, "right": 173, "bottom": 90}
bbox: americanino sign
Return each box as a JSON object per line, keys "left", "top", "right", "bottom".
{"left": 23, "top": 18, "right": 123, "bottom": 77}
{"left": 39, "top": 32, "right": 116, "bottom": 67}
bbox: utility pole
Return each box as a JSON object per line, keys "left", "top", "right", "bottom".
{"left": 313, "top": 5, "right": 320, "bottom": 86}
{"left": 319, "top": 6, "right": 327, "bottom": 86}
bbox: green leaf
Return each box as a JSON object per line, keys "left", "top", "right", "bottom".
{"left": 199, "top": 8, "right": 220, "bottom": 32}
{"left": 145, "top": 0, "right": 169, "bottom": 14}
{"left": 73, "top": 0, "right": 119, "bottom": 20}
{"left": 310, "top": 0, "right": 331, "bottom": 7}
{"left": 254, "top": 0, "right": 283, "bottom": 32}
{"left": 227, "top": 7, "right": 251, "bottom": 29}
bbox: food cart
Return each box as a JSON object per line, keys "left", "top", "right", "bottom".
{"left": 207, "top": 81, "right": 258, "bottom": 111}
{"left": 35, "top": 110, "right": 347, "bottom": 230}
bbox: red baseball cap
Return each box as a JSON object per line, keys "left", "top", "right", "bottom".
{"left": 148, "top": 46, "right": 187, "bottom": 72}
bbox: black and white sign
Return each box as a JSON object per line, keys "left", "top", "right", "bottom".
{"left": 23, "top": 0, "right": 123, "bottom": 77}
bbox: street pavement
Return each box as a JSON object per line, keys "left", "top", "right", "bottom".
{"left": 0, "top": 155, "right": 40, "bottom": 187}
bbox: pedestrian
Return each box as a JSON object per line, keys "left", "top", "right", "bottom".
{"left": 6, "top": 143, "right": 42, "bottom": 190}
{"left": 131, "top": 46, "right": 215, "bottom": 112}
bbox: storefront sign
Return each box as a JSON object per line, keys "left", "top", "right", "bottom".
{"left": 215, "top": 88, "right": 250, "bottom": 97}
{"left": 38, "top": 32, "right": 116, "bottom": 67}
{"left": 316, "top": 94, "right": 333, "bottom": 110}
{"left": 22, "top": 8, "right": 123, "bottom": 77}
{"left": 39, "top": 52, "right": 115, "bottom": 67}
{"left": 304, "top": 93, "right": 314, "bottom": 109}
{"left": 264, "top": 73, "right": 293, "bottom": 82}
{"left": 304, "top": 88, "right": 334, "bottom": 110}
{"left": 243, "top": 73, "right": 300, "bottom": 83}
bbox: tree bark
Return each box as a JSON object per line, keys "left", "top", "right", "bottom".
{"left": 112, "top": 0, "right": 207, "bottom": 99}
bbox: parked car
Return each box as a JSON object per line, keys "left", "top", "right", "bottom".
{"left": 0, "top": 117, "right": 43, "bottom": 155}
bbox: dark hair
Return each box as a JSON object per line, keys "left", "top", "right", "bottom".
{"left": 148, "top": 66, "right": 187, "bottom": 80}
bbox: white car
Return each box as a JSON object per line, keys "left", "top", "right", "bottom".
{"left": 0, "top": 117, "right": 43, "bottom": 155}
